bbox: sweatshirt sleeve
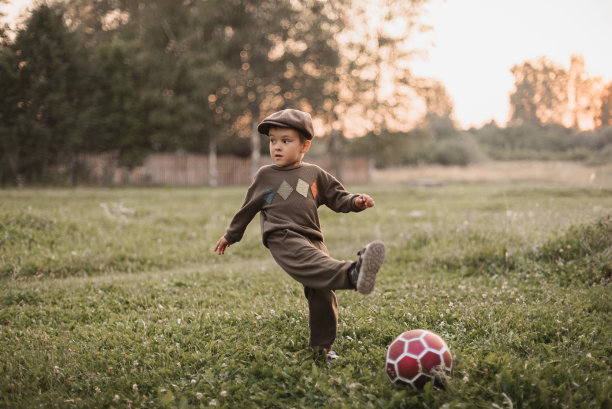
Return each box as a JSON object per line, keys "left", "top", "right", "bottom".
{"left": 224, "top": 181, "right": 263, "bottom": 244}
{"left": 318, "top": 169, "right": 362, "bottom": 213}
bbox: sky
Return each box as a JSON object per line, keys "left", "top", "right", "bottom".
{"left": 409, "top": 0, "right": 612, "bottom": 128}
{"left": 3, "top": 0, "right": 612, "bottom": 129}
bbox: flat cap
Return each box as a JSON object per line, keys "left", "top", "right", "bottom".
{"left": 257, "top": 109, "right": 314, "bottom": 140}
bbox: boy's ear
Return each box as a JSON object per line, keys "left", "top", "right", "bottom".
{"left": 301, "top": 139, "right": 311, "bottom": 154}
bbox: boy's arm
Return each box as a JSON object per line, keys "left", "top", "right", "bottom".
{"left": 215, "top": 178, "right": 263, "bottom": 254}
{"left": 319, "top": 170, "right": 373, "bottom": 213}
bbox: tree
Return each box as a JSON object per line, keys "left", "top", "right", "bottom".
{"left": 0, "top": 1, "right": 19, "bottom": 183}
{"left": 9, "top": 4, "right": 94, "bottom": 183}
{"left": 197, "top": 0, "right": 343, "bottom": 178}
{"left": 598, "top": 81, "right": 612, "bottom": 128}
{"left": 88, "top": 39, "right": 146, "bottom": 167}
{"left": 330, "top": 0, "right": 429, "bottom": 138}
{"left": 568, "top": 55, "right": 603, "bottom": 130}
{"left": 509, "top": 57, "right": 568, "bottom": 126}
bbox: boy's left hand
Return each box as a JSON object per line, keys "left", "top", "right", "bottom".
{"left": 355, "top": 194, "right": 375, "bottom": 209}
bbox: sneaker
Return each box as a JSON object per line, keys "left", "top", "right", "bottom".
{"left": 311, "top": 348, "right": 339, "bottom": 360}
{"left": 349, "top": 240, "right": 386, "bottom": 295}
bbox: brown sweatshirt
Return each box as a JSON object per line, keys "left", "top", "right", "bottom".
{"left": 224, "top": 163, "right": 362, "bottom": 247}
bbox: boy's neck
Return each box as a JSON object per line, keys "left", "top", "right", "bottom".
{"left": 276, "top": 159, "right": 304, "bottom": 169}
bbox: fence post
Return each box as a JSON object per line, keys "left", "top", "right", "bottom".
{"left": 209, "top": 138, "right": 218, "bottom": 186}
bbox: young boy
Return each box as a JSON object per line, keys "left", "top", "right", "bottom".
{"left": 214, "top": 109, "right": 386, "bottom": 359}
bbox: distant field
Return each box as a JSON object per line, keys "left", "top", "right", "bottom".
{"left": 374, "top": 161, "right": 612, "bottom": 188}
{"left": 1, "top": 178, "right": 611, "bottom": 407}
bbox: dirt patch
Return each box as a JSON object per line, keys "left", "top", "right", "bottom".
{"left": 373, "top": 161, "right": 612, "bottom": 188}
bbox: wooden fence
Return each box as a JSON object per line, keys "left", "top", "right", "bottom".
{"left": 73, "top": 153, "right": 371, "bottom": 185}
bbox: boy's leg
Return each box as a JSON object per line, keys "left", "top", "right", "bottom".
{"left": 266, "top": 230, "right": 350, "bottom": 352}
{"left": 266, "top": 230, "right": 354, "bottom": 290}
{"left": 304, "top": 286, "right": 337, "bottom": 351}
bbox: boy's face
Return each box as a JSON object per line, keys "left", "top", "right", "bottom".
{"left": 268, "top": 127, "right": 311, "bottom": 168}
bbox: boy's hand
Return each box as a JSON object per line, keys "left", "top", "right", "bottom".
{"left": 355, "top": 194, "right": 375, "bottom": 210}
{"left": 214, "top": 236, "right": 231, "bottom": 255}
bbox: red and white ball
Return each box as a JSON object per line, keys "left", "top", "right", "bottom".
{"left": 385, "top": 329, "right": 453, "bottom": 389}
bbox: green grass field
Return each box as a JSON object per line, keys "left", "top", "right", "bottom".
{"left": 1, "top": 182, "right": 611, "bottom": 408}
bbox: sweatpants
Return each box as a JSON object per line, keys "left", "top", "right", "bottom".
{"left": 266, "top": 229, "right": 355, "bottom": 350}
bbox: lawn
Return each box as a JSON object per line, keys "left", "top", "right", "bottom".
{"left": 1, "top": 182, "right": 611, "bottom": 408}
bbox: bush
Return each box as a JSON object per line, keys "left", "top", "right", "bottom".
{"left": 429, "top": 133, "right": 487, "bottom": 166}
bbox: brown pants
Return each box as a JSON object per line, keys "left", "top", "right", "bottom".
{"left": 266, "top": 229, "right": 354, "bottom": 350}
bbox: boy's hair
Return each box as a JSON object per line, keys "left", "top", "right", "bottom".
{"left": 257, "top": 109, "right": 314, "bottom": 140}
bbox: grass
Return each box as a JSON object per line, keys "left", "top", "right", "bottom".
{"left": 0, "top": 182, "right": 611, "bottom": 408}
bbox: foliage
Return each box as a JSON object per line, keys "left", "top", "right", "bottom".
{"left": 0, "top": 184, "right": 611, "bottom": 407}
{"left": 509, "top": 55, "right": 612, "bottom": 129}
{"left": 509, "top": 56, "right": 568, "bottom": 126}
{"left": 330, "top": 0, "right": 430, "bottom": 136}
{"left": 0, "top": 0, "right": 438, "bottom": 185}
{"left": 2, "top": 4, "right": 95, "bottom": 183}
{"left": 471, "top": 122, "right": 612, "bottom": 164}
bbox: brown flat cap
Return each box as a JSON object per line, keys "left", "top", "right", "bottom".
{"left": 257, "top": 109, "right": 314, "bottom": 140}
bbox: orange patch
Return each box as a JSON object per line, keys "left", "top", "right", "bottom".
{"left": 310, "top": 180, "right": 318, "bottom": 199}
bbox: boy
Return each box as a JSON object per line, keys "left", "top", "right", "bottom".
{"left": 214, "top": 109, "right": 386, "bottom": 359}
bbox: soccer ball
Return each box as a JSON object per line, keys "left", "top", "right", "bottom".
{"left": 385, "top": 329, "right": 453, "bottom": 389}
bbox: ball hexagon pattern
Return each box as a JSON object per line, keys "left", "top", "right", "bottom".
{"left": 385, "top": 329, "right": 452, "bottom": 389}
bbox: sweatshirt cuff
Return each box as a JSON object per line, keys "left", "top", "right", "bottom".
{"left": 351, "top": 195, "right": 364, "bottom": 212}
{"left": 224, "top": 234, "right": 238, "bottom": 244}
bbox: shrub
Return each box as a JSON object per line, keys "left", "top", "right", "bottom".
{"left": 429, "top": 133, "right": 486, "bottom": 166}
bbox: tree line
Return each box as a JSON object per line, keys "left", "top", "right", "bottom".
{"left": 1, "top": 1, "right": 610, "bottom": 185}
{"left": 339, "top": 53, "right": 612, "bottom": 169}
{"left": 510, "top": 55, "right": 612, "bottom": 129}
{"left": 1, "top": 0, "right": 443, "bottom": 185}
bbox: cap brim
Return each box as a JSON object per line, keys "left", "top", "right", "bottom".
{"left": 257, "top": 121, "right": 289, "bottom": 136}
{"left": 257, "top": 121, "right": 312, "bottom": 139}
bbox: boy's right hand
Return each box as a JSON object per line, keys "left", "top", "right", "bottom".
{"left": 214, "top": 236, "right": 231, "bottom": 255}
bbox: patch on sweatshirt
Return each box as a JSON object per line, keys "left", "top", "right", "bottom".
{"left": 277, "top": 180, "right": 293, "bottom": 200}
{"left": 264, "top": 188, "right": 275, "bottom": 204}
{"left": 296, "top": 178, "right": 309, "bottom": 198}
{"left": 310, "top": 180, "right": 318, "bottom": 200}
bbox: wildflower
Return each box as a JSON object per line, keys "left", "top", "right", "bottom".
{"left": 95, "top": 387, "right": 101, "bottom": 394}
{"left": 132, "top": 384, "right": 138, "bottom": 392}
{"left": 113, "top": 395, "right": 120, "bottom": 403}
{"left": 196, "top": 392, "right": 203, "bottom": 400}
{"left": 220, "top": 390, "right": 227, "bottom": 397}
{"left": 191, "top": 379, "right": 197, "bottom": 385}
{"left": 209, "top": 399, "right": 218, "bottom": 406}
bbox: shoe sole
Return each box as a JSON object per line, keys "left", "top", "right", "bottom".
{"left": 356, "top": 240, "right": 386, "bottom": 295}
